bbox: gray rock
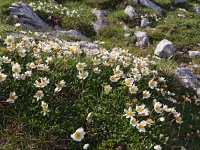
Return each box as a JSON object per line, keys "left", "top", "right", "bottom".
{"left": 139, "top": 0, "right": 165, "bottom": 13}
{"left": 134, "top": 31, "right": 150, "bottom": 47}
{"left": 154, "top": 39, "right": 175, "bottom": 58}
{"left": 124, "top": 5, "right": 137, "bottom": 19}
{"left": 92, "top": 9, "right": 108, "bottom": 32}
{"left": 140, "top": 17, "right": 149, "bottom": 27}
{"left": 175, "top": 67, "right": 199, "bottom": 89}
{"left": 79, "top": 41, "right": 99, "bottom": 49}
{"left": 194, "top": 5, "right": 200, "bottom": 14}
{"left": 188, "top": 51, "right": 200, "bottom": 57}
{"left": 9, "top": 2, "right": 50, "bottom": 30}
{"left": 175, "top": 0, "right": 187, "bottom": 4}
{"left": 58, "top": 30, "right": 90, "bottom": 41}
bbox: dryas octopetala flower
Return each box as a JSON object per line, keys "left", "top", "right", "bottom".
{"left": 41, "top": 101, "right": 49, "bottom": 116}
{"left": 146, "top": 118, "right": 154, "bottom": 126}
{"left": 141, "top": 67, "right": 150, "bottom": 76}
{"left": 86, "top": 112, "right": 93, "bottom": 122}
{"left": 71, "top": 127, "right": 85, "bottom": 141}
{"left": 129, "top": 84, "right": 138, "bottom": 94}
{"left": 1, "top": 56, "right": 11, "bottom": 63}
{"left": 4, "top": 35, "right": 14, "bottom": 45}
{"left": 143, "top": 90, "right": 151, "bottom": 99}
{"left": 12, "top": 63, "right": 21, "bottom": 74}
{"left": 78, "top": 71, "right": 89, "bottom": 80}
{"left": 34, "top": 90, "right": 44, "bottom": 101}
{"left": 110, "top": 74, "right": 120, "bottom": 82}
{"left": 6, "top": 92, "right": 18, "bottom": 103}
{"left": 124, "top": 107, "right": 135, "bottom": 118}
{"left": 55, "top": 80, "right": 66, "bottom": 92}
{"left": 104, "top": 85, "right": 112, "bottom": 94}
{"left": 83, "top": 144, "right": 89, "bottom": 149}
{"left": 154, "top": 145, "right": 162, "bottom": 150}
{"left": 174, "top": 113, "right": 183, "bottom": 124}
{"left": 148, "top": 79, "right": 158, "bottom": 89}
{"left": 0, "top": 72, "right": 7, "bottom": 82}
{"left": 76, "top": 62, "right": 87, "bottom": 71}
{"left": 154, "top": 102, "right": 163, "bottom": 113}
{"left": 34, "top": 77, "right": 49, "bottom": 88}
{"left": 130, "top": 117, "right": 138, "bottom": 127}
{"left": 124, "top": 78, "right": 134, "bottom": 87}
{"left": 136, "top": 120, "right": 147, "bottom": 132}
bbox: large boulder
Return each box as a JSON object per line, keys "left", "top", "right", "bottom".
{"left": 124, "top": 5, "right": 137, "bottom": 19}
{"left": 92, "top": 9, "right": 108, "bottom": 32}
{"left": 154, "top": 39, "right": 175, "bottom": 58}
{"left": 139, "top": 0, "right": 165, "bottom": 13}
{"left": 175, "top": 67, "right": 199, "bottom": 89}
{"left": 9, "top": 2, "right": 50, "bottom": 30}
{"left": 134, "top": 31, "right": 150, "bottom": 47}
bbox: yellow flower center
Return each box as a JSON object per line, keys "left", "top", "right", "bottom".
{"left": 137, "top": 107, "right": 143, "bottom": 112}
{"left": 74, "top": 131, "right": 81, "bottom": 138}
{"left": 127, "top": 110, "right": 133, "bottom": 115}
{"left": 131, "top": 118, "right": 136, "bottom": 124}
{"left": 138, "top": 124, "right": 144, "bottom": 129}
{"left": 10, "top": 95, "right": 16, "bottom": 100}
{"left": 155, "top": 106, "right": 161, "bottom": 110}
{"left": 13, "top": 67, "right": 19, "bottom": 73}
{"left": 0, "top": 75, "right": 2, "bottom": 80}
{"left": 147, "top": 119, "right": 154, "bottom": 124}
{"left": 7, "top": 38, "right": 13, "bottom": 43}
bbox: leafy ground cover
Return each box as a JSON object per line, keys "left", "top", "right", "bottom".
{"left": 0, "top": 0, "right": 200, "bottom": 149}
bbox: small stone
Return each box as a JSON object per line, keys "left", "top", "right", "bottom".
{"left": 139, "top": 0, "right": 165, "bottom": 13}
{"left": 188, "top": 51, "right": 200, "bottom": 57}
{"left": 124, "top": 5, "right": 137, "bottom": 19}
{"left": 175, "top": 67, "right": 199, "bottom": 89}
{"left": 140, "top": 17, "right": 149, "bottom": 27}
{"left": 194, "top": 5, "right": 200, "bottom": 14}
{"left": 175, "top": 0, "right": 187, "bottom": 4}
{"left": 154, "top": 39, "right": 175, "bottom": 58}
{"left": 134, "top": 31, "right": 150, "bottom": 47}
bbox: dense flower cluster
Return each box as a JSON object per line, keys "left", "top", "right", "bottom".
{"left": 0, "top": 33, "right": 199, "bottom": 148}
{"left": 29, "top": 1, "right": 81, "bottom": 18}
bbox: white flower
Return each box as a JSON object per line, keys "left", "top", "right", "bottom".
{"left": 141, "top": 67, "right": 150, "bottom": 76}
{"left": 6, "top": 92, "right": 18, "bottom": 103}
{"left": 136, "top": 121, "right": 147, "bottom": 132}
{"left": 158, "top": 117, "right": 165, "bottom": 122}
{"left": 148, "top": 79, "right": 158, "bottom": 89}
{"left": 55, "top": 80, "right": 66, "bottom": 92}
{"left": 34, "top": 90, "right": 44, "bottom": 101}
{"left": 197, "top": 88, "right": 200, "bottom": 97}
{"left": 78, "top": 71, "right": 89, "bottom": 80}
{"left": 1, "top": 56, "right": 11, "bottom": 63}
{"left": 154, "top": 145, "right": 162, "bottom": 150}
{"left": 104, "top": 85, "right": 112, "bottom": 94}
{"left": 130, "top": 117, "right": 138, "bottom": 127}
{"left": 124, "top": 78, "right": 134, "bottom": 87}
{"left": 34, "top": 77, "right": 49, "bottom": 88}
{"left": 0, "top": 72, "right": 7, "bottom": 82}
{"left": 143, "top": 90, "right": 151, "bottom": 99}
{"left": 15, "top": 23, "right": 21, "bottom": 27}
{"left": 4, "top": 35, "right": 14, "bottom": 45}
{"left": 12, "top": 63, "right": 21, "bottom": 74}
{"left": 174, "top": 113, "right": 183, "bottom": 124}
{"left": 124, "top": 107, "right": 135, "bottom": 118}
{"left": 158, "top": 77, "right": 166, "bottom": 82}
{"left": 25, "top": 71, "right": 32, "bottom": 77}
{"left": 154, "top": 102, "right": 163, "bottom": 113}
{"left": 86, "top": 112, "right": 93, "bottom": 122}
{"left": 41, "top": 101, "right": 49, "bottom": 116}
{"left": 83, "top": 144, "right": 89, "bottom": 149}
{"left": 110, "top": 74, "right": 120, "bottom": 82}
{"left": 76, "top": 62, "right": 87, "bottom": 71}
{"left": 129, "top": 84, "right": 138, "bottom": 94}
{"left": 71, "top": 127, "right": 85, "bottom": 141}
